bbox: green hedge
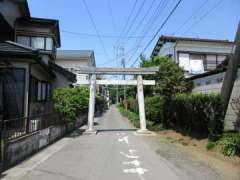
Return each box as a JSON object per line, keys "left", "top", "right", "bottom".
{"left": 122, "top": 93, "right": 224, "bottom": 137}
{"left": 53, "top": 86, "right": 89, "bottom": 127}
{"left": 168, "top": 93, "right": 224, "bottom": 138}
{"left": 96, "top": 95, "right": 108, "bottom": 112}
{"left": 145, "top": 96, "right": 164, "bottom": 124}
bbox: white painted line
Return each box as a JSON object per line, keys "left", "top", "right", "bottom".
{"left": 120, "top": 151, "right": 139, "bottom": 159}
{"left": 123, "top": 168, "right": 148, "bottom": 180}
{"left": 122, "top": 160, "right": 141, "bottom": 166}
{"left": 129, "top": 149, "right": 137, "bottom": 154}
{"left": 118, "top": 136, "right": 129, "bottom": 144}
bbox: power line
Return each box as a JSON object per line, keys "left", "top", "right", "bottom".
{"left": 130, "top": 0, "right": 183, "bottom": 67}
{"left": 107, "top": 0, "right": 117, "bottom": 34}
{"left": 115, "top": 0, "right": 138, "bottom": 47}
{"left": 127, "top": 0, "right": 168, "bottom": 65}
{"left": 182, "top": 0, "right": 224, "bottom": 35}
{"left": 123, "top": 0, "right": 147, "bottom": 42}
{"left": 173, "top": 0, "right": 209, "bottom": 35}
{"left": 128, "top": 0, "right": 157, "bottom": 37}
{"left": 61, "top": 30, "right": 153, "bottom": 39}
{"left": 81, "top": 0, "right": 110, "bottom": 60}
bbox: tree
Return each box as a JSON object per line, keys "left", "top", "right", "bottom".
{"left": 140, "top": 55, "right": 192, "bottom": 97}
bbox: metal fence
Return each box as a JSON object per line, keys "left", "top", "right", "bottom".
{"left": 1, "top": 113, "right": 62, "bottom": 140}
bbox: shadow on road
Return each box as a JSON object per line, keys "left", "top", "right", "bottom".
{"left": 66, "top": 129, "right": 85, "bottom": 138}
{"left": 97, "top": 128, "right": 137, "bottom": 133}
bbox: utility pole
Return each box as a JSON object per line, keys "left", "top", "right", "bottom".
{"left": 114, "top": 46, "right": 119, "bottom": 104}
{"left": 221, "top": 22, "right": 240, "bottom": 114}
{"left": 120, "top": 47, "right": 127, "bottom": 106}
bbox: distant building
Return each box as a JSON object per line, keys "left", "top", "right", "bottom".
{"left": 56, "top": 50, "right": 96, "bottom": 84}
{"left": 151, "top": 35, "right": 233, "bottom": 77}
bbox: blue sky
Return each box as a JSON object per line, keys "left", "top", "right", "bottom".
{"left": 28, "top": 0, "right": 240, "bottom": 67}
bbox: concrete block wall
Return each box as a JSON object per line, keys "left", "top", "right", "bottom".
{"left": 4, "top": 126, "right": 64, "bottom": 167}
{"left": 224, "top": 78, "right": 240, "bottom": 130}
{"left": 3, "top": 112, "right": 88, "bottom": 168}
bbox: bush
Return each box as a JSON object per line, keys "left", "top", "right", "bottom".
{"left": 52, "top": 86, "right": 89, "bottom": 127}
{"left": 219, "top": 132, "right": 240, "bottom": 156}
{"left": 140, "top": 55, "right": 193, "bottom": 97}
{"left": 168, "top": 93, "right": 224, "bottom": 137}
{"left": 118, "top": 105, "right": 140, "bottom": 128}
{"left": 206, "top": 141, "right": 217, "bottom": 150}
{"left": 95, "top": 95, "right": 108, "bottom": 112}
{"left": 145, "top": 96, "right": 164, "bottom": 124}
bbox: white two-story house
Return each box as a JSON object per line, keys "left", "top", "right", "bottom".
{"left": 56, "top": 50, "right": 96, "bottom": 85}
{"left": 151, "top": 35, "right": 233, "bottom": 77}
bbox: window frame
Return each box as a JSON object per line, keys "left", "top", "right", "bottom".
{"left": 36, "top": 80, "right": 50, "bottom": 102}
{"left": 16, "top": 35, "right": 54, "bottom": 51}
{"left": 177, "top": 51, "right": 228, "bottom": 72}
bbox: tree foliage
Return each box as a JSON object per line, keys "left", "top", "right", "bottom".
{"left": 140, "top": 55, "right": 192, "bottom": 97}
{"left": 52, "top": 86, "right": 89, "bottom": 127}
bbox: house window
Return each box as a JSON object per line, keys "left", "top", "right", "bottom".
{"left": 31, "top": 37, "right": 45, "bottom": 49}
{"left": 17, "top": 36, "right": 30, "bottom": 47}
{"left": 206, "top": 55, "right": 217, "bottom": 70}
{"left": 30, "top": 77, "right": 51, "bottom": 102}
{"left": 189, "top": 54, "right": 205, "bottom": 74}
{"left": 46, "top": 38, "right": 53, "bottom": 50}
{"left": 17, "top": 36, "right": 54, "bottom": 51}
{"left": 178, "top": 53, "right": 190, "bottom": 71}
{"left": 36, "top": 81, "right": 50, "bottom": 102}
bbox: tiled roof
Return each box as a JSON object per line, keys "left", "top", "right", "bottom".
{"left": 151, "top": 35, "right": 233, "bottom": 57}
{"left": 49, "top": 62, "right": 77, "bottom": 82}
{"left": 57, "top": 50, "right": 94, "bottom": 59}
{"left": 0, "top": 41, "right": 38, "bottom": 56}
{"left": 159, "top": 35, "right": 233, "bottom": 44}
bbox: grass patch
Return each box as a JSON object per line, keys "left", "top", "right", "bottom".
{"left": 206, "top": 132, "right": 240, "bottom": 157}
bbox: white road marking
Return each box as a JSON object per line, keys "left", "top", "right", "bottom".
{"left": 129, "top": 149, "right": 137, "bottom": 154}
{"left": 122, "top": 160, "right": 141, "bottom": 166}
{"left": 118, "top": 136, "right": 129, "bottom": 144}
{"left": 123, "top": 168, "right": 148, "bottom": 180}
{"left": 120, "top": 151, "right": 139, "bottom": 159}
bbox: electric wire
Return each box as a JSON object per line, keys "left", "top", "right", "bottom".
{"left": 130, "top": 0, "right": 183, "bottom": 67}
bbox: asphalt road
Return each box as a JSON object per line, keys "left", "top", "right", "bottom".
{"left": 2, "top": 106, "right": 188, "bottom": 180}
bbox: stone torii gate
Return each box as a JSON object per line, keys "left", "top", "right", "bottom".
{"left": 74, "top": 67, "right": 158, "bottom": 134}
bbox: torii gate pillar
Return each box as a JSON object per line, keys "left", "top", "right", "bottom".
{"left": 136, "top": 75, "right": 150, "bottom": 134}
{"left": 86, "top": 74, "right": 97, "bottom": 133}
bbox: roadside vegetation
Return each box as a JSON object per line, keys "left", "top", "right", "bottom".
{"left": 53, "top": 86, "right": 108, "bottom": 129}
{"left": 116, "top": 55, "right": 240, "bottom": 158}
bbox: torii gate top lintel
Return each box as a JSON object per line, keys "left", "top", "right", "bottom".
{"left": 73, "top": 67, "right": 159, "bottom": 75}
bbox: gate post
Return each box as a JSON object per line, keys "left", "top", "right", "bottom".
{"left": 137, "top": 75, "right": 150, "bottom": 134}
{"left": 86, "top": 74, "right": 97, "bottom": 134}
